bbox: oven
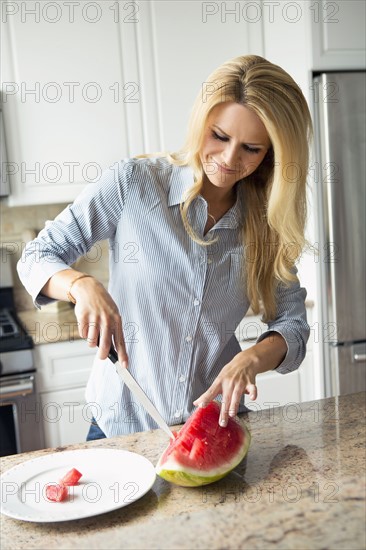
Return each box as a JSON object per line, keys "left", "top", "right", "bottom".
{"left": 0, "top": 249, "right": 45, "bottom": 456}
{"left": 0, "top": 371, "right": 44, "bottom": 456}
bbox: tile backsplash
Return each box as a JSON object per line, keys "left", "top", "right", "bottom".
{"left": 0, "top": 201, "right": 109, "bottom": 311}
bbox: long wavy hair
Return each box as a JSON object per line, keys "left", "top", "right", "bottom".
{"left": 137, "top": 55, "right": 313, "bottom": 321}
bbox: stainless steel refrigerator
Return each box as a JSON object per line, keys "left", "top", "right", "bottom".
{"left": 313, "top": 71, "right": 366, "bottom": 397}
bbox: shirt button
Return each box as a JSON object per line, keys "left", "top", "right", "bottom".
{"left": 207, "top": 258, "right": 212, "bottom": 264}
{"left": 174, "top": 410, "right": 182, "bottom": 418}
{"left": 179, "top": 375, "right": 186, "bottom": 382}
{"left": 185, "top": 335, "right": 192, "bottom": 342}
{"left": 193, "top": 299, "right": 200, "bottom": 306}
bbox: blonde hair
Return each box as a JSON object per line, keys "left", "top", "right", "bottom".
{"left": 137, "top": 55, "right": 313, "bottom": 321}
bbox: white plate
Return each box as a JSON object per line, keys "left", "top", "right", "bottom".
{"left": 0, "top": 448, "right": 156, "bottom": 522}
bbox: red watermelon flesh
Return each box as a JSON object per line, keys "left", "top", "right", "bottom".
{"left": 155, "top": 401, "right": 251, "bottom": 487}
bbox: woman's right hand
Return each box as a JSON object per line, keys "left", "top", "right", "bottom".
{"left": 40, "top": 270, "right": 128, "bottom": 367}
{"left": 71, "top": 276, "right": 128, "bottom": 367}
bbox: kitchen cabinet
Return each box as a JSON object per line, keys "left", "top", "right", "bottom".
{"left": 310, "top": 0, "right": 366, "bottom": 70}
{"left": 1, "top": 1, "right": 134, "bottom": 206}
{"left": 137, "top": 0, "right": 263, "bottom": 152}
{"left": 40, "top": 386, "right": 90, "bottom": 448}
{"left": 3, "top": 1, "right": 364, "bottom": 206}
{"left": 262, "top": 0, "right": 365, "bottom": 107}
{"left": 235, "top": 307, "right": 314, "bottom": 410}
{"left": 33, "top": 339, "right": 95, "bottom": 448}
{"left": 2, "top": 0, "right": 262, "bottom": 205}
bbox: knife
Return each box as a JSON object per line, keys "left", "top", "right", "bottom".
{"left": 102, "top": 343, "right": 175, "bottom": 440}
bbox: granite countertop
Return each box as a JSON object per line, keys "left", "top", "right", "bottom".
{"left": 1, "top": 392, "right": 365, "bottom": 550}
{"left": 18, "top": 307, "right": 80, "bottom": 345}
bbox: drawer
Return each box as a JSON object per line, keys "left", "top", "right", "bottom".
{"left": 33, "top": 340, "right": 96, "bottom": 392}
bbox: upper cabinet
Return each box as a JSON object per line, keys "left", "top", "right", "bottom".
{"left": 1, "top": 0, "right": 263, "bottom": 206}
{"left": 1, "top": 0, "right": 365, "bottom": 206}
{"left": 263, "top": 1, "right": 365, "bottom": 99}
{"left": 311, "top": 0, "right": 366, "bottom": 70}
{"left": 1, "top": 1, "right": 141, "bottom": 205}
{"left": 139, "top": 0, "right": 263, "bottom": 152}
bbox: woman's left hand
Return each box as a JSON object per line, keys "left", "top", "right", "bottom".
{"left": 193, "top": 332, "right": 287, "bottom": 427}
{"left": 193, "top": 350, "right": 259, "bottom": 427}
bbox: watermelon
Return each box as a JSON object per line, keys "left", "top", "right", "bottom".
{"left": 45, "top": 483, "right": 69, "bottom": 502}
{"left": 60, "top": 468, "right": 82, "bottom": 486}
{"left": 156, "top": 401, "right": 251, "bottom": 487}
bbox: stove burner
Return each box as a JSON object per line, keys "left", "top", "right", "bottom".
{"left": 0, "top": 309, "right": 20, "bottom": 338}
{"left": 0, "top": 308, "right": 33, "bottom": 356}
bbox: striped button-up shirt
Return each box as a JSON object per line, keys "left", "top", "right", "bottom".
{"left": 18, "top": 156, "right": 309, "bottom": 436}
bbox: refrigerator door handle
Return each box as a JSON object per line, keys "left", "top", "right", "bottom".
{"left": 352, "top": 343, "right": 366, "bottom": 363}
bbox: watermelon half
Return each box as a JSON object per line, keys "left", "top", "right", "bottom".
{"left": 156, "top": 401, "right": 251, "bottom": 487}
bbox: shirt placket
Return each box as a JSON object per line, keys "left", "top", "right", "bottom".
{"left": 169, "top": 201, "right": 210, "bottom": 423}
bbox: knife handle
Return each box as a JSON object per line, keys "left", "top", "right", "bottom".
{"left": 96, "top": 335, "right": 118, "bottom": 364}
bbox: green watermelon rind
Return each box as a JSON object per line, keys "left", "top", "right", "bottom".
{"left": 156, "top": 424, "right": 251, "bottom": 487}
{"left": 155, "top": 469, "right": 228, "bottom": 487}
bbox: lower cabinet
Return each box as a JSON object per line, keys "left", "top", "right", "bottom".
{"left": 238, "top": 358, "right": 314, "bottom": 413}
{"left": 236, "top": 309, "right": 315, "bottom": 412}
{"left": 40, "top": 386, "right": 91, "bottom": 448}
{"left": 33, "top": 340, "right": 95, "bottom": 449}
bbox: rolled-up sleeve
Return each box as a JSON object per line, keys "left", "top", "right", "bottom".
{"left": 256, "top": 269, "right": 310, "bottom": 374}
{"left": 17, "top": 159, "right": 134, "bottom": 308}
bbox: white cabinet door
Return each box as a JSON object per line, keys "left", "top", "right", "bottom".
{"left": 40, "top": 386, "right": 92, "bottom": 448}
{"left": 33, "top": 340, "right": 95, "bottom": 392}
{"left": 34, "top": 339, "right": 94, "bottom": 448}
{"left": 238, "top": 339, "right": 302, "bottom": 411}
{"left": 134, "top": 0, "right": 264, "bottom": 152}
{"left": 239, "top": 344, "right": 314, "bottom": 412}
{"left": 2, "top": 1, "right": 134, "bottom": 206}
{"left": 311, "top": 0, "right": 366, "bottom": 70}
{"left": 236, "top": 308, "right": 315, "bottom": 410}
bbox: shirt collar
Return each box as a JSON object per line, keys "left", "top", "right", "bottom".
{"left": 167, "top": 163, "right": 195, "bottom": 207}
{"left": 167, "top": 163, "right": 243, "bottom": 229}
{"left": 214, "top": 185, "right": 244, "bottom": 230}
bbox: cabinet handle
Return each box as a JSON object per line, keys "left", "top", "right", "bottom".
{"left": 353, "top": 353, "right": 366, "bottom": 363}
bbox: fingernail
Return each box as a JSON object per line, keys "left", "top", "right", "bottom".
{"left": 122, "top": 361, "right": 128, "bottom": 369}
{"left": 219, "top": 419, "right": 227, "bottom": 427}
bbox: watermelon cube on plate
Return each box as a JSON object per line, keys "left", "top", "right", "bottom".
{"left": 59, "top": 468, "right": 82, "bottom": 486}
{"left": 45, "top": 483, "right": 69, "bottom": 502}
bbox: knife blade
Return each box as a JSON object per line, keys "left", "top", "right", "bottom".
{"left": 102, "top": 344, "right": 175, "bottom": 440}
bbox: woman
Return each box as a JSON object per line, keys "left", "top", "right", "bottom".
{"left": 18, "top": 55, "right": 312, "bottom": 439}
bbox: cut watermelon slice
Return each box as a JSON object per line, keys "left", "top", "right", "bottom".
{"left": 156, "top": 401, "right": 251, "bottom": 487}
